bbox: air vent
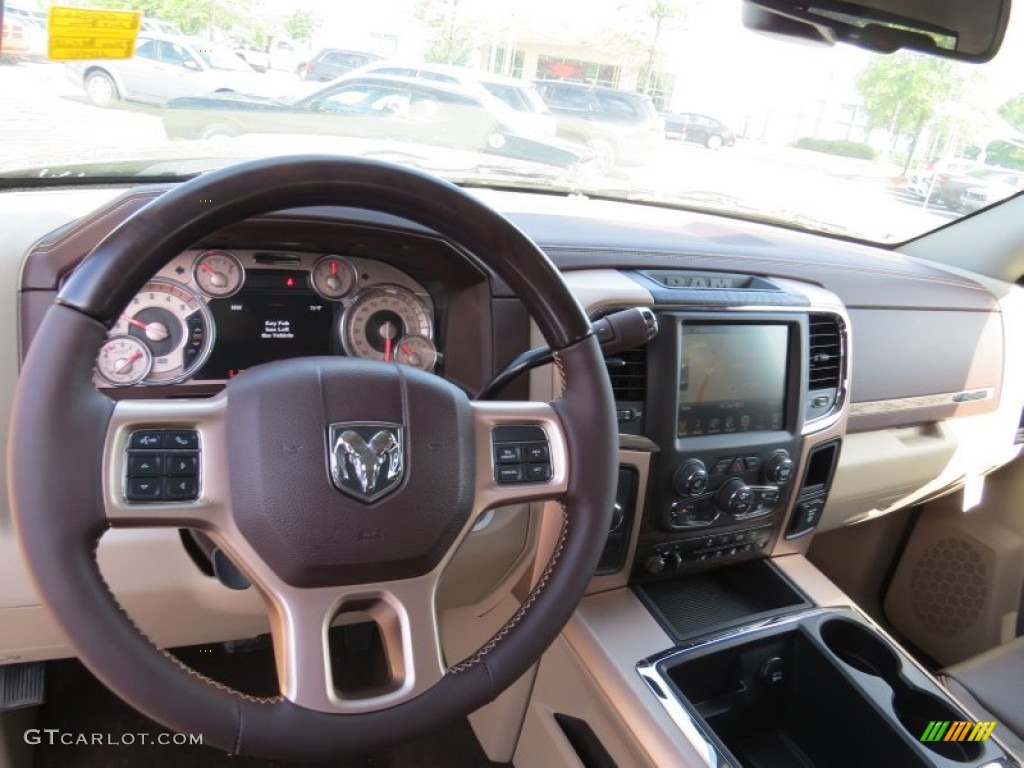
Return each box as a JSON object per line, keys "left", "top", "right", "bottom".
{"left": 808, "top": 314, "right": 842, "bottom": 390}
{"left": 605, "top": 346, "right": 647, "bottom": 401}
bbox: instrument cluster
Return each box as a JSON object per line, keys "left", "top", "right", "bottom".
{"left": 94, "top": 249, "right": 438, "bottom": 388}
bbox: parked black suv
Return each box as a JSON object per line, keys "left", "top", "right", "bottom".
{"left": 664, "top": 112, "right": 735, "bottom": 149}
{"left": 302, "top": 49, "right": 382, "bottom": 82}
{"left": 534, "top": 80, "right": 663, "bottom": 170}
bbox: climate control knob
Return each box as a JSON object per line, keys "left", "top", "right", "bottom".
{"left": 673, "top": 459, "right": 710, "bottom": 498}
{"left": 717, "top": 478, "right": 757, "bottom": 516}
{"left": 764, "top": 451, "right": 795, "bottom": 484}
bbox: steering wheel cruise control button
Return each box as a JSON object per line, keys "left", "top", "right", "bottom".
{"left": 492, "top": 426, "right": 552, "bottom": 484}
{"left": 124, "top": 429, "right": 200, "bottom": 503}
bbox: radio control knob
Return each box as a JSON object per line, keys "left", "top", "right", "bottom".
{"left": 673, "top": 459, "right": 709, "bottom": 498}
{"left": 717, "top": 478, "right": 756, "bottom": 516}
{"left": 764, "top": 451, "right": 795, "bottom": 484}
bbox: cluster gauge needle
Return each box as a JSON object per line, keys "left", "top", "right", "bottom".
{"left": 120, "top": 314, "right": 170, "bottom": 342}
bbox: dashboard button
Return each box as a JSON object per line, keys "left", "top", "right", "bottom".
{"left": 496, "top": 464, "right": 524, "bottom": 484}
{"left": 165, "top": 430, "right": 199, "bottom": 450}
{"left": 524, "top": 444, "right": 549, "bottom": 462}
{"left": 743, "top": 455, "right": 762, "bottom": 471}
{"left": 728, "top": 458, "right": 745, "bottom": 475}
{"left": 126, "top": 478, "right": 163, "bottom": 501}
{"left": 166, "top": 477, "right": 199, "bottom": 501}
{"left": 712, "top": 458, "right": 733, "bottom": 475}
{"left": 166, "top": 452, "right": 199, "bottom": 476}
{"left": 525, "top": 463, "right": 552, "bottom": 482}
{"left": 128, "top": 430, "right": 163, "bottom": 450}
{"left": 495, "top": 445, "right": 522, "bottom": 463}
{"left": 126, "top": 453, "right": 162, "bottom": 476}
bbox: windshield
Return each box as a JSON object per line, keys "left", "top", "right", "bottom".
{"left": 2, "top": 0, "right": 1023, "bottom": 244}
{"left": 194, "top": 41, "right": 254, "bottom": 72}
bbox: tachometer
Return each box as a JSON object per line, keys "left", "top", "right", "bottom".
{"left": 342, "top": 285, "right": 433, "bottom": 366}
{"left": 109, "top": 279, "right": 215, "bottom": 384}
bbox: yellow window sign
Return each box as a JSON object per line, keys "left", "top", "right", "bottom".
{"left": 47, "top": 6, "right": 142, "bottom": 61}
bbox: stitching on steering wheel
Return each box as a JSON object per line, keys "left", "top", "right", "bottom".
{"left": 90, "top": 540, "right": 283, "bottom": 706}
{"left": 447, "top": 505, "right": 568, "bottom": 674}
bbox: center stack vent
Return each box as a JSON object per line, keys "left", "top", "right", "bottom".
{"left": 806, "top": 313, "right": 843, "bottom": 422}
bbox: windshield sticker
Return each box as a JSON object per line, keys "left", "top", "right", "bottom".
{"left": 47, "top": 6, "right": 142, "bottom": 61}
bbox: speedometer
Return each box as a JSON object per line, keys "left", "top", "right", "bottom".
{"left": 107, "top": 279, "right": 214, "bottom": 385}
{"left": 341, "top": 285, "right": 433, "bottom": 366}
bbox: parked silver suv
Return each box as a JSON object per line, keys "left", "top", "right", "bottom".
{"left": 534, "top": 80, "right": 664, "bottom": 170}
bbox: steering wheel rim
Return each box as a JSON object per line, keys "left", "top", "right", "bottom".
{"left": 9, "top": 156, "right": 618, "bottom": 759}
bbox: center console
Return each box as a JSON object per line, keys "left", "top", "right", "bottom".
{"left": 620, "top": 299, "right": 845, "bottom": 582}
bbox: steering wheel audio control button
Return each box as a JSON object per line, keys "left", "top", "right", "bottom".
{"left": 124, "top": 429, "right": 200, "bottom": 503}
{"left": 128, "top": 430, "right": 164, "bottom": 449}
{"left": 166, "top": 453, "right": 198, "bottom": 476}
{"left": 126, "top": 453, "right": 162, "bottom": 475}
{"left": 166, "top": 477, "right": 199, "bottom": 501}
{"left": 126, "top": 478, "right": 163, "bottom": 501}
{"left": 495, "top": 445, "right": 522, "bottom": 463}
{"left": 496, "top": 464, "right": 525, "bottom": 484}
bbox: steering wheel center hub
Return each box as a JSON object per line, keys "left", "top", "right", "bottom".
{"left": 226, "top": 357, "right": 475, "bottom": 588}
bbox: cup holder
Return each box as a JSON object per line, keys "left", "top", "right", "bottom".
{"left": 894, "top": 690, "right": 984, "bottom": 762}
{"left": 820, "top": 618, "right": 982, "bottom": 763}
{"left": 820, "top": 618, "right": 901, "bottom": 680}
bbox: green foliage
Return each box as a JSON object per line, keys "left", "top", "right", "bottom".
{"left": 855, "top": 52, "right": 954, "bottom": 134}
{"left": 997, "top": 95, "right": 1024, "bottom": 133}
{"left": 284, "top": 9, "right": 318, "bottom": 46}
{"left": 90, "top": 0, "right": 256, "bottom": 37}
{"left": 416, "top": 0, "right": 474, "bottom": 65}
{"left": 794, "top": 137, "right": 877, "bottom": 160}
{"left": 985, "top": 140, "right": 1024, "bottom": 171}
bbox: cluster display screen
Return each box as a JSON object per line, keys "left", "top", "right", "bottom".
{"left": 678, "top": 324, "right": 788, "bottom": 437}
{"left": 197, "top": 291, "right": 336, "bottom": 380}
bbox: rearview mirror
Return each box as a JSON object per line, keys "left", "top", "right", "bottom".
{"left": 742, "top": 0, "right": 1011, "bottom": 62}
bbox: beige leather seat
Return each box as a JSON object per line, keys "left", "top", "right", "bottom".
{"left": 941, "top": 636, "right": 1024, "bottom": 757}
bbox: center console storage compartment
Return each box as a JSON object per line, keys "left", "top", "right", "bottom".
{"left": 646, "top": 609, "right": 1008, "bottom": 767}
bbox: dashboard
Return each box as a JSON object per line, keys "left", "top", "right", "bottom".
{"left": 3, "top": 182, "right": 1024, "bottom": 667}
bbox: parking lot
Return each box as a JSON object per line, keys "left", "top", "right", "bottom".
{"left": 1, "top": 59, "right": 952, "bottom": 243}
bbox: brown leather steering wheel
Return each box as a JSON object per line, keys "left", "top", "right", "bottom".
{"left": 8, "top": 156, "right": 617, "bottom": 759}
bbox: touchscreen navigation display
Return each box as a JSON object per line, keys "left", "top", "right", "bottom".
{"left": 678, "top": 324, "right": 787, "bottom": 437}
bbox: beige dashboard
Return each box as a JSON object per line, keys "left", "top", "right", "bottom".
{"left": 0, "top": 183, "right": 1022, "bottom": 675}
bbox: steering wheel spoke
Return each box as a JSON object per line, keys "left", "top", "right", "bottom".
{"left": 469, "top": 401, "right": 569, "bottom": 515}
{"left": 266, "top": 574, "right": 446, "bottom": 714}
{"left": 103, "top": 394, "right": 230, "bottom": 530}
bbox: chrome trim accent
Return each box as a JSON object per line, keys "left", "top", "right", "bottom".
{"left": 849, "top": 387, "right": 995, "bottom": 416}
{"left": 327, "top": 422, "right": 404, "bottom": 502}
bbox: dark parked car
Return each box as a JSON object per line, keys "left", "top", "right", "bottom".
{"left": 163, "top": 75, "right": 589, "bottom": 171}
{"left": 301, "top": 49, "right": 383, "bottom": 82}
{"left": 533, "top": 80, "right": 663, "bottom": 170}
{"left": 931, "top": 167, "right": 1024, "bottom": 211}
{"left": 663, "top": 112, "right": 735, "bottom": 149}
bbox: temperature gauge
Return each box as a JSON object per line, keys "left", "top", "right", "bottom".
{"left": 312, "top": 256, "right": 358, "bottom": 300}
{"left": 96, "top": 335, "right": 153, "bottom": 387}
{"left": 395, "top": 334, "right": 438, "bottom": 371}
{"left": 193, "top": 250, "right": 244, "bottom": 298}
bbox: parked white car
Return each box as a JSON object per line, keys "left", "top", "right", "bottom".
{"left": 66, "top": 34, "right": 269, "bottom": 107}
{"left": 350, "top": 61, "right": 556, "bottom": 137}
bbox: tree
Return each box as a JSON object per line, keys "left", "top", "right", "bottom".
{"left": 416, "top": 0, "right": 475, "bottom": 65}
{"left": 997, "top": 95, "right": 1024, "bottom": 133}
{"left": 856, "top": 52, "right": 956, "bottom": 173}
{"left": 284, "top": 9, "right": 318, "bottom": 46}
{"left": 89, "top": 0, "right": 256, "bottom": 39}
{"left": 639, "top": 1, "right": 682, "bottom": 97}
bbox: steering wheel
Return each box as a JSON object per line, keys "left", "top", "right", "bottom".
{"left": 9, "top": 157, "right": 617, "bottom": 760}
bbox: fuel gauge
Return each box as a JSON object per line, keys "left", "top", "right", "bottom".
{"left": 395, "top": 334, "right": 438, "bottom": 371}
{"left": 96, "top": 335, "right": 153, "bottom": 387}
